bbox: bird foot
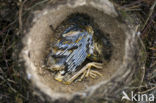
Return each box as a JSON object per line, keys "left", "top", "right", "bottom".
{"left": 65, "top": 62, "right": 103, "bottom": 84}
{"left": 78, "top": 69, "right": 102, "bottom": 81}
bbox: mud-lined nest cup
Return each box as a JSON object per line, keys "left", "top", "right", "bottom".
{"left": 19, "top": 0, "right": 146, "bottom": 102}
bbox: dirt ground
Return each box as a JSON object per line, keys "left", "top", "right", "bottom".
{"left": 0, "top": 0, "right": 156, "bottom": 103}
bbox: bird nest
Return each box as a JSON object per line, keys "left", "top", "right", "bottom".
{"left": 20, "top": 0, "right": 146, "bottom": 102}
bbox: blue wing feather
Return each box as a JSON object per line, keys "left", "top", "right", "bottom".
{"left": 65, "top": 32, "right": 93, "bottom": 72}
{"left": 53, "top": 26, "right": 93, "bottom": 74}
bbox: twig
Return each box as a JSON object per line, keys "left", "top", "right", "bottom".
{"left": 124, "top": 85, "right": 146, "bottom": 90}
{"left": 0, "top": 67, "right": 4, "bottom": 73}
{"left": 117, "top": 0, "right": 143, "bottom": 11}
{"left": 0, "top": 75, "right": 5, "bottom": 81}
{"left": 2, "top": 30, "right": 9, "bottom": 50}
{"left": 139, "top": 66, "right": 146, "bottom": 88}
{"left": 7, "top": 82, "right": 17, "bottom": 93}
{"left": 19, "top": 0, "right": 27, "bottom": 33}
{"left": 150, "top": 61, "right": 156, "bottom": 68}
{"left": 147, "top": 69, "right": 156, "bottom": 79}
{"left": 7, "top": 79, "right": 17, "bottom": 84}
{"left": 138, "top": 86, "right": 156, "bottom": 94}
{"left": 0, "top": 23, "right": 14, "bottom": 35}
{"left": 2, "top": 30, "right": 10, "bottom": 70}
{"left": 123, "top": 4, "right": 141, "bottom": 10}
{"left": 150, "top": 47, "right": 156, "bottom": 50}
{"left": 120, "top": 0, "right": 143, "bottom": 8}
{"left": 124, "top": 8, "right": 142, "bottom": 12}
{"left": 26, "top": 0, "right": 49, "bottom": 11}
{"left": 142, "top": 0, "right": 156, "bottom": 30}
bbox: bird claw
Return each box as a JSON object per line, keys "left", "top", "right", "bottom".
{"left": 65, "top": 62, "right": 103, "bottom": 84}
{"left": 78, "top": 68, "right": 102, "bottom": 81}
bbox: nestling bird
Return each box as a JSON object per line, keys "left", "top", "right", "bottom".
{"left": 46, "top": 15, "right": 105, "bottom": 84}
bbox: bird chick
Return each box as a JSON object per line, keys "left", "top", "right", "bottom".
{"left": 46, "top": 16, "right": 104, "bottom": 84}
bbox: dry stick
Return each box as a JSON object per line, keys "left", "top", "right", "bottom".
{"left": 142, "top": 0, "right": 156, "bottom": 31}
{"left": 150, "top": 60, "right": 156, "bottom": 68}
{"left": 7, "top": 79, "right": 16, "bottom": 84}
{"left": 133, "top": 25, "right": 147, "bottom": 88}
{"left": 2, "top": 31, "right": 10, "bottom": 71}
{"left": 139, "top": 66, "right": 145, "bottom": 88}
{"left": 150, "top": 47, "right": 156, "bottom": 50}
{"left": 0, "top": 21, "right": 15, "bottom": 35}
{"left": 19, "top": 0, "right": 27, "bottom": 33}
{"left": 121, "top": 0, "right": 143, "bottom": 9}
{"left": 26, "top": 0, "right": 49, "bottom": 11}
{"left": 115, "top": 0, "right": 143, "bottom": 11}
{"left": 139, "top": 86, "right": 156, "bottom": 94}
{"left": 0, "top": 67, "right": 4, "bottom": 73}
{"left": 123, "top": 4, "right": 141, "bottom": 11}
{"left": 148, "top": 68, "right": 156, "bottom": 79}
